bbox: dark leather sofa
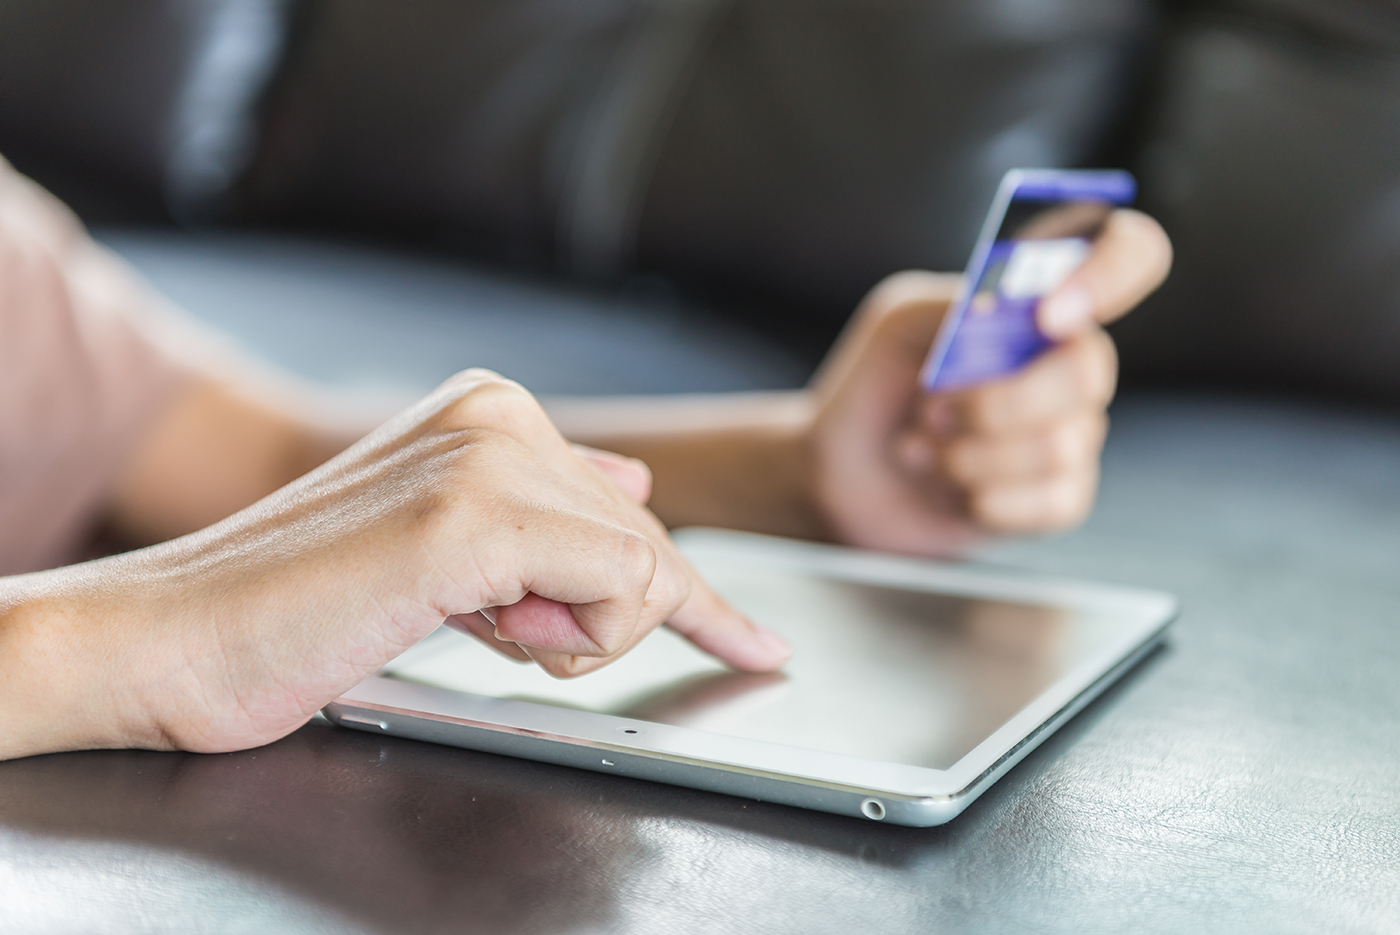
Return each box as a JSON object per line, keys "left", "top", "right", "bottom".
{"left": 0, "top": 3, "right": 1396, "bottom": 932}
{"left": 4, "top": 0, "right": 1399, "bottom": 397}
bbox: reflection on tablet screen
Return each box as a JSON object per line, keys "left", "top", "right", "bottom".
{"left": 384, "top": 561, "right": 1102, "bottom": 771}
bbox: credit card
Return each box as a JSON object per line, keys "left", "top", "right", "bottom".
{"left": 920, "top": 169, "right": 1136, "bottom": 391}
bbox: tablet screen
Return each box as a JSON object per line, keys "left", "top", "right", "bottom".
{"left": 383, "top": 553, "right": 1126, "bottom": 771}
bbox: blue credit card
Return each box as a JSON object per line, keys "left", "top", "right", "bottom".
{"left": 920, "top": 169, "right": 1136, "bottom": 392}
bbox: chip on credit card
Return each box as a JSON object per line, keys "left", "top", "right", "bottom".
{"left": 920, "top": 169, "right": 1136, "bottom": 392}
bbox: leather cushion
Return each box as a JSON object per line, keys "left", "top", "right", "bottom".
{"left": 1116, "top": 13, "right": 1400, "bottom": 401}
{"left": 0, "top": 0, "right": 290, "bottom": 222}
{"left": 633, "top": 0, "right": 1155, "bottom": 322}
{"left": 1211, "top": 0, "right": 1400, "bottom": 52}
{"left": 240, "top": 0, "right": 1154, "bottom": 337}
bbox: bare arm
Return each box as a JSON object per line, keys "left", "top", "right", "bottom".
{"left": 546, "top": 210, "right": 1170, "bottom": 557}
{"left": 104, "top": 380, "right": 363, "bottom": 547}
{"left": 109, "top": 382, "right": 819, "bottom": 550}
{"left": 108, "top": 212, "right": 1169, "bottom": 560}
{"left": 544, "top": 391, "right": 823, "bottom": 540}
{"left": 0, "top": 155, "right": 375, "bottom": 551}
{"left": 0, "top": 372, "right": 789, "bottom": 762}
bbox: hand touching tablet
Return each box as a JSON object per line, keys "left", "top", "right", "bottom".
{"left": 0, "top": 370, "right": 789, "bottom": 760}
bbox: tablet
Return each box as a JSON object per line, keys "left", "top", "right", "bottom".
{"left": 326, "top": 529, "right": 1176, "bottom": 826}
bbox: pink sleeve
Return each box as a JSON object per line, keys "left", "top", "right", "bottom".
{"left": 0, "top": 160, "right": 197, "bottom": 574}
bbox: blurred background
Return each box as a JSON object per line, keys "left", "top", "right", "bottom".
{"left": 1, "top": 0, "right": 1397, "bottom": 402}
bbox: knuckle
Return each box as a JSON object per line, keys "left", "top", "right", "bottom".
{"left": 439, "top": 367, "right": 506, "bottom": 393}
{"left": 611, "top": 527, "right": 658, "bottom": 585}
{"left": 1043, "top": 422, "right": 1087, "bottom": 471}
{"left": 969, "top": 487, "right": 1011, "bottom": 529}
{"left": 1046, "top": 475, "right": 1095, "bottom": 528}
{"left": 1101, "top": 337, "right": 1121, "bottom": 400}
{"left": 962, "top": 388, "right": 1005, "bottom": 433}
{"left": 652, "top": 561, "right": 693, "bottom": 616}
{"left": 549, "top": 655, "right": 596, "bottom": 679}
{"left": 943, "top": 437, "right": 983, "bottom": 483}
{"left": 439, "top": 373, "right": 545, "bottom": 434}
{"left": 853, "top": 270, "right": 963, "bottom": 340}
{"left": 1076, "top": 330, "right": 1118, "bottom": 403}
{"left": 1064, "top": 346, "right": 1098, "bottom": 397}
{"left": 1086, "top": 411, "right": 1110, "bottom": 449}
{"left": 1086, "top": 330, "right": 1120, "bottom": 400}
{"left": 865, "top": 270, "right": 959, "bottom": 313}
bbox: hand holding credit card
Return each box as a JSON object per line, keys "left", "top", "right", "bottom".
{"left": 803, "top": 167, "right": 1169, "bottom": 553}
{"left": 921, "top": 169, "right": 1137, "bottom": 391}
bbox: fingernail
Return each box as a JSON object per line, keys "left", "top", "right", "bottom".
{"left": 1038, "top": 286, "right": 1094, "bottom": 339}
{"left": 753, "top": 625, "right": 792, "bottom": 659}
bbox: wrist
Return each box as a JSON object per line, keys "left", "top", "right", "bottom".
{"left": 654, "top": 394, "right": 827, "bottom": 541}
{"left": 549, "top": 390, "right": 828, "bottom": 539}
{"left": 758, "top": 399, "right": 828, "bottom": 541}
{"left": 0, "top": 570, "right": 165, "bottom": 760}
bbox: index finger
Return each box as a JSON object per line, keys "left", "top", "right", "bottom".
{"left": 663, "top": 560, "right": 792, "bottom": 673}
{"left": 530, "top": 553, "right": 792, "bottom": 678}
{"left": 1038, "top": 209, "right": 1173, "bottom": 339}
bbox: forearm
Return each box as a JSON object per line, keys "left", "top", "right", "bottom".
{"left": 106, "top": 379, "right": 365, "bottom": 547}
{"left": 2, "top": 372, "right": 794, "bottom": 762}
{"left": 0, "top": 569, "right": 158, "bottom": 760}
{"left": 544, "top": 391, "right": 827, "bottom": 540}
{"left": 112, "top": 382, "right": 828, "bottom": 548}
{"left": 0, "top": 160, "right": 372, "bottom": 550}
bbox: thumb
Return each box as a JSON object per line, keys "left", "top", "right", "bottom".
{"left": 1038, "top": 209, "right": 1173, "bottom": 339}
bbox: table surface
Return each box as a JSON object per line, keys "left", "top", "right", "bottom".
{"left": 3, "top": 235, "right": 1397, "bottom": 933}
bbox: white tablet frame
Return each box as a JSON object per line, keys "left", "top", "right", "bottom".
{"left": 325, "top": 529, "right": 1177, "bottom": 826}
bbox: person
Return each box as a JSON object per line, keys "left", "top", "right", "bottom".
{"left": 0, "top": 156, "right": 1171, "bottom": 762}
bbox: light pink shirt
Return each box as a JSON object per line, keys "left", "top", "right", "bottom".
{"left": 0, "top": 158, "right": 194, "bottom": 574}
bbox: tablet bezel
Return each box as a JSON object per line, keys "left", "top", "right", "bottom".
{"left": 326, "top": 529, "right": 1176, "bottom": 825}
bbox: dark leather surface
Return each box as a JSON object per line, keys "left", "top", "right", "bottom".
{"left": 2, "top": 393, "right": 1397, "bottom": 934}
{"left": 1117, "top": 9, "right": 1400, "bottom": 402}
{"left": 1213, "top": 0, "right": 1400, "bottom": 52}
{"left": 0, "top": 0, "right": 190, "bottom": 218}
{"left": 634, "top": 0, "right": 1153, "bottom": 325}
{"left": 240, "top": 0, "right": 646, "bottom": 264}
{"left": 11, "top": 1, "right": 1400, "bottom": 403}
{"left": 240, "top": 0, "right": 1152, "bottom": 342}
{"left": 0, "top": 0, "right": 288, "bottom": 222}
{"left": 8, "top": 1, "right": 1400, "bottom": 404}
